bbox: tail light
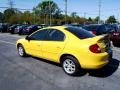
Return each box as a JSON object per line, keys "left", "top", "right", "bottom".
{"left": 27, "top": 29, "right": 29, "bottom": 31}
{"left": 92, "top": 31, "right": 96, "bottom": 35}
{"left": 89, "top": 44, "right": 101, "bottom": 53}
{"left": 113, "top": 32, "right": 119, "bottom": 36}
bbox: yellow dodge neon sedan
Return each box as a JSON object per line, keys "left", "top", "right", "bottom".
{"left": 16, "top": 26, "right": 112, "bottom": 76}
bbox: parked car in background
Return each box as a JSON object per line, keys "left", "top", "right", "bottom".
{"left": 8, "top": 24, "right": 20, "bottom": 34}
{"left": 22, "top": 25, "right": 43, "bottom": 35}
{"left": 65, "top": 23, "right": 83, "bottom": 28}
{"left": 110, "top": 24, "right": 119, "bottom": 32}
{"left": 111, "top": 25, "right": 120, "bottom": 47}
{"left": 0, "top": 23, "right": 10, "bottom": 33}
{"left": 14, "top": 25, "right": 22, "bottom": 34}
{"left": 39, "top": 24, "right": 48, "bottom": 28}
{"left": 83, "top": 24, "right": 114, "bottom": 35}
{"left": 0, "top": 24, "right": 2, "bottom": 32}
{"left": 17, "top": 25, "right": 29, "bottom": 35}
{"left": 16, "top": 26, "right": 112, "bottom": 76}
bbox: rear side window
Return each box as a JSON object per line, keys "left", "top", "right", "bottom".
{"left": 47, "top": 29, "right": 65, "bottom": 41}
{"left": 66, "top": 27, "right": 95, "bottom": 39}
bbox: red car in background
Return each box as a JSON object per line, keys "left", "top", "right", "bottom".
{"left": 111, "top": 25, "right": 120, "bottom": 47}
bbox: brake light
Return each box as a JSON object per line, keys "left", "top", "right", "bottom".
{"left": 89, "top": 44, "right": 101, "bottom": 53}
{"left": 113, "top": 33, "right": 119, "bottom": 36}
{"left": 92, "top": 31, "right": 96, "bottom": 35}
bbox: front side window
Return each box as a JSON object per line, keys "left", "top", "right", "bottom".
{"left": 30, "top": 30, "right": 47, "bottom": 40}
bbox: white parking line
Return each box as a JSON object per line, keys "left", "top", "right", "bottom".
{"left": 0, "top": 40, "right": 15, "bottom": 45}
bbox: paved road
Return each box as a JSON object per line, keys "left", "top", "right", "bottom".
{"left": 0, "top": 33, "right": 120, "bottom": 90}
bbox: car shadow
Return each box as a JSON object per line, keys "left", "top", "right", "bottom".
{"left": 87, "top": 58, "right": 120, "bottom": 78}
{"left": 32, "top": 56, "right": 87, "bottom": 76}
{"left": 114, "top": 45, "right": 120, "bottom": 48}
{"left": 31, "top": 57, "right": 119, "bottom": 77}
{"left": 32, "top": 56, "right": 61, "bottom": 67}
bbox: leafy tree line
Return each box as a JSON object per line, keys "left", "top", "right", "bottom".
{"left": 0, "top": 0, "right": 118, "bottom": 25}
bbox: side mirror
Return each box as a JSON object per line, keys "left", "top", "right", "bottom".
{"left": 25, "top": 36, "right": 31, "bottom": 41}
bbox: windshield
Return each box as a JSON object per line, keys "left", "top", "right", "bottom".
{"left": 66, "top": 26, "right": 95, "bottom": 39}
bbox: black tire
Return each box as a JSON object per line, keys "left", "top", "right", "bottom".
{"left": 18, "top": 32, "right": 22, "bottom": 35}
{"left": 17, "top": 44, "right": 27, "bottom": 57}
{"left": 113, "top": 42, "right": 119, "bottom": 47}
{"left": 18, "top": 30, "right": 23, "bottom": 35}
{"left": 10, "top": 31, "right": 14, "bottom": 34}
{"left": 1, "top": 29, "right": 3, "bottom": 33}
{"left": 61, "top": 56, "right": 81, "bottom": 76}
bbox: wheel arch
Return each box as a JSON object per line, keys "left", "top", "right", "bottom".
{"left": 60, "top": 54, "right": 79, "bottom": 64}
{"left": 17, "top": 43, "right": 23, "bottom": 48}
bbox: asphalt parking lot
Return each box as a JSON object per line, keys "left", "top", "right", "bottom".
{"left": 0, "top": 33, "right": 120, "bottom": 90}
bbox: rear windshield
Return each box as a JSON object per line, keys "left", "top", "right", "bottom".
{"left": 66, "top": 27, "right": 95, "bottom": 39}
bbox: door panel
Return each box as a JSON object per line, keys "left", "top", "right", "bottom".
{"left": 41, "top": 29, "right": 66, "bottom": 62}
{"left": 42, "top": 41, "right": 65, "bottom": 62}
{"left": 26, "top": 40, "right": 43, "bottom": 57}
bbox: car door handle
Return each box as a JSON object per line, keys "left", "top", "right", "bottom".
{"left": 56, "top": 47, "right": 61, "bottom": 49}
{"left": 37, "top": 45, "right": 41, "bottom": 46}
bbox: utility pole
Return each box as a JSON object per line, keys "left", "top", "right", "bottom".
{"left": 84, "top": 12, "right": 86, "bottom": 19}
{"left": 84, "top": 12, "right": 87, "bottom": 25}
{"left": 98, "top": 0, "right": 101, "bottom": 24}
{"left": 8, "top": 0, "right": 14, "bottom": 9}
{"left": 64, "top": 0, "right": 67, "bottom": 24}
{"left": 49, "top": 0, "right": 52, "bottom": 26}
{"left": 117, "top": 13, "right": 119, "bottom": 23}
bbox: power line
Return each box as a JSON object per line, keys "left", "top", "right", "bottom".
{"left": 0, "top": 7, "right": 8, "bottom": 8}
{"left": 0, "top": 7, "right": 32, "bottom": 11}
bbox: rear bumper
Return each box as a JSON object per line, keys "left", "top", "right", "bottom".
{"left": 78, "top": 51, "right": 110, "bottom": 69}
{"left": 81, "top": 61, "right": 109, "bottom": 69}
{"left": 81, "top": 50, "right": 112, "bottom": 69}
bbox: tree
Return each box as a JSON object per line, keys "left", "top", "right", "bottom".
{"left": 88, "top": 17, "right": 92, "bottom": 21}
{"left": 9, "top": 14, "right": 20, "bottom": 24}
{"left": 53, "top": 8, "right": 63, "bottom": 19}
{"left": 94, "top": 16, "right": 99, "bottom": 23}
{"left": 21, "top": 11, "right": 34, "bottom": 24}
{"left": 88, "top": 17, "right": 93, "bottom": 22}
{"left": 71, "top": 12, "right": 77, "bottom": 23}
{"left": 106, "top": 15, "right": 117, "bottom": 23}
{"left": 86, "top": 17, "right": 94, "bottom": 24}
{"left": 71, "top": 12, "right": 77, "bottom": 18}
{"left": 33, "top": 0, "right": 62, "bottom": 24}
{"left": 4, "top": 9, "right": 15, "bottom": 22}
{"left": 33, "top": 1, "right": 60, "bottom": 15}
{"left": 4, "top": 8, "right": 22, "bottom": 23}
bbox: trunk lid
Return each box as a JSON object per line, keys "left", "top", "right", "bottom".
{"left": 83, "top": 34, "right": 111, "bottom": 53}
